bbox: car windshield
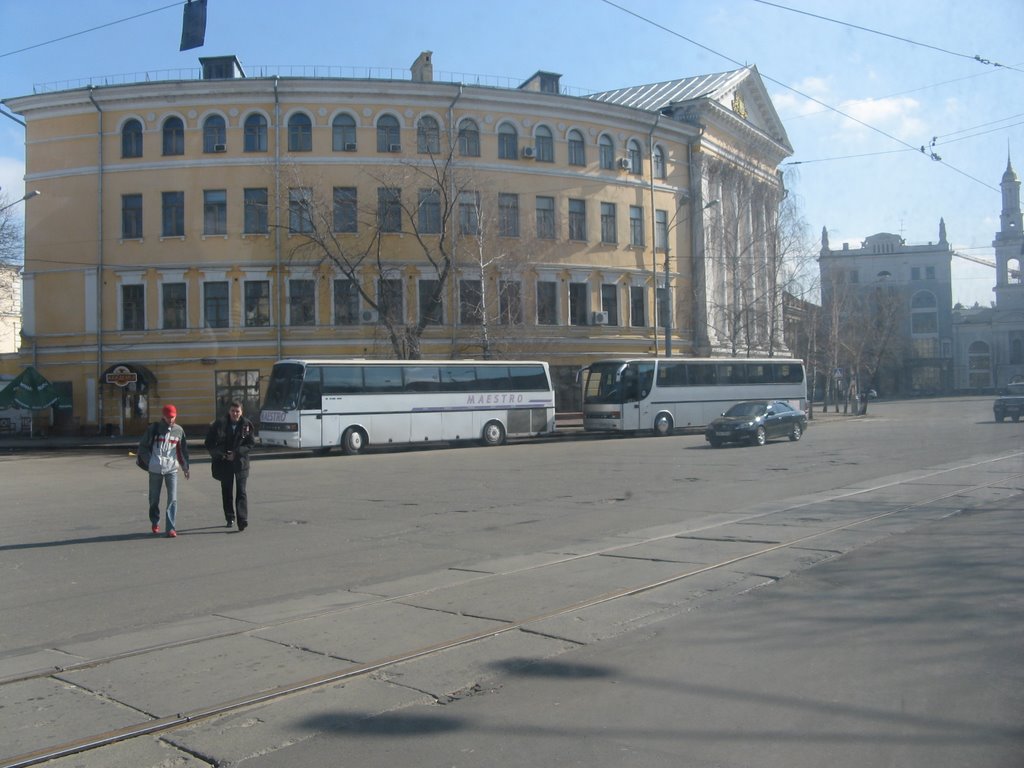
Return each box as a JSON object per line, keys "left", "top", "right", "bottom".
{"left": 724, "top": 402, "right": 767, "bottom": 418}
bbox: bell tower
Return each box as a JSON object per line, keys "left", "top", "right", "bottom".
{"left": 994, "top": 153, "right": 1024, "bottom": 309}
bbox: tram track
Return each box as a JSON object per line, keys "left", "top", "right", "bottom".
{"left": 3, "top": 452, "right": 1022, "bottom": 768}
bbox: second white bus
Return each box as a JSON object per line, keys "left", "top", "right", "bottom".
{"left": 259, "top": 359, "right": 556, "bottom": 454}
{"left": 580, "top": 357, "right": 807, "bottom": 435}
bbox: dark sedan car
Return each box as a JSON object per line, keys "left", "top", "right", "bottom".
{"left": 705, "top": 400, "right": 807, "bottom": 448}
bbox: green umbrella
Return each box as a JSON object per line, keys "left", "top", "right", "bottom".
{"left": 0, "top": 367, "right": 63, "bottom": 435}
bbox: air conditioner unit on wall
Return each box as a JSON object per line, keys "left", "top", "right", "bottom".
{"left": 591, "top": 311, "right": 609, "bottom": 325}
{"left": 617, "top": 157, "right": 631, "bottom": 170}
{"left": 343, "top": 143, "right": 357, "bottom": 151}
{"left": 213, "top": 143, "right": 226, "bottom": 152}
{"left": 360, "top": 309, "right": 379, "bottom": 324}
{"left": 389, "top": 144, "right": 402, "bottom": 153}
{"left": 522, "top": 146, "right": 536, "bottom": 159}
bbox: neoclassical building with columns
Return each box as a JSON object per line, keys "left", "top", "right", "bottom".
{"left": 3, "top": 52, "right": 792, "bottom": 432}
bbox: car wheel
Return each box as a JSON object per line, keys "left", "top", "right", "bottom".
{"left": 653, "top": 413, "right": 673, "bottom": 436}
{"left": 751, "top": 426, "right": 767, "bottom": 446}
{"left": 341, "top": 427, "right": 366, "bottom": 455}
{"left": 708, "top": 437, "right": 722, "bottom": 448}
{"left": 1014, "top": 415, "right": 1021, "bottom": 423}
{"left": 789, "top": 423, "right": 802, "bottom": 442}
{"left": 481, "top": 420, "right": 506, "bottom": 447}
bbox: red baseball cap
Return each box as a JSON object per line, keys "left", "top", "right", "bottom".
{"left": 162, "top": 404, "right": 177, "bottom": 419}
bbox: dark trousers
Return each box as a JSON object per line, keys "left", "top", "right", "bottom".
{"left": 220, "top": 473, "right": 248, "bottom": 526}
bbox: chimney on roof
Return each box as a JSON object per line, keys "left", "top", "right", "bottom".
{"left": 411, "top": 51, "right": 433, "bottom": 83}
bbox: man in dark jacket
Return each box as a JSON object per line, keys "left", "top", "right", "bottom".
{"left": 204, "top": 400, "right": 256, "bottom": 531}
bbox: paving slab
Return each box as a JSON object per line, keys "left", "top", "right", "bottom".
{"left": 40, "top": 736, "right": 210, "bottom": 768}
{"left": 0, "top": 648, "right": 85, "bottom": 682}
{"left": 217, "top": 589, "right": 373, "bottom": 625}
{"left": 59, "top": 614, "right": 254, "bottom": 662}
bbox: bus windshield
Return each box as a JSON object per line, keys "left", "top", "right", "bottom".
{"left": 583, "top": 362, "right": 627, "bottom": 404}
{"left": 262, "top": 363, "right": 304, "bottom": 411}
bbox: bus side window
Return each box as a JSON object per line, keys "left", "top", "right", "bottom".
{"left": 300, "top": 366, "right": 323, "bottom": 410}
{"left": 622, "top": 369, "right": 639, "bottom": 402}
{"left": 637, "top": 363, "right": 655, "bottom": 399}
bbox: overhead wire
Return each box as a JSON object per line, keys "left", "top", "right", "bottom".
{"left": 597, "top": 0, "right": 1000, "bottom": 192}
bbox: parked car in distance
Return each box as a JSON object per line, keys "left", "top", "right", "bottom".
{"left": 705, "top": 400, "right": 808, "bottom": 448}
{"left": 993, "top": 382, "right": 1024, "bottom": 422}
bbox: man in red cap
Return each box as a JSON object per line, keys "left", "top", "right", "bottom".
{"left": 137, "top": 403, "right": 190, "bottom": 537}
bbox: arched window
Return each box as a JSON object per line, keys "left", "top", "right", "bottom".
{"left": 288, "top": 113, "right": 313, "bottom": 152}
{"left": 877, "top": 270, "right": 892, "bottom": 281}
{"left": 535, "top": 125, "right": 554, "bottom": 162}
{"left": 121, "top": 119, "right": 143, "bottom": 158}
{"left": 458, "top": 119, "right": 479, "bottom": 157}
{"left": 162, "top": 116, "right": 184, "bottom": 156}
{"left": 628, "top": 139, "right": 643, "bottom": 175}
{"left": 653, "top": 145, "right": 666, "bottom": 179}
{"left": 567, "top": 129, "right": 585, "bottom": 166}
{"left": 968, "top": 340, "right": 991, "bottom": 389}
{"left": 599, "top": 134, "right": 614, "bottom": 170}
{"left": 203, "top": 115, "right": 226, "bottom": 153}
{"left": 498, "top": 123, "right": 518, "bottom": 160}
{"left": 243, "top": 114, "right": 267, "bottom": 153}
{"left": 332, "top": 114, "right": 356, "bottom": 151}
{"left": 376, "top": 114, "right": 401, "bottom": 152}
{"left": 417, "top": 115, "right": 440, "bottom": 154}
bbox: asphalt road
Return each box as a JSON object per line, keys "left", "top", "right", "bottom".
{"left": 1, "top": 396, "right": 1022, "bottom": 766}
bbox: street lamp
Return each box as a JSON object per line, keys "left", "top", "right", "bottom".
{"left": 0, "top": 189, "right": 41, "bottom": 214}
{"left": 663, "top": 195, "right": 717, "bottom": 357}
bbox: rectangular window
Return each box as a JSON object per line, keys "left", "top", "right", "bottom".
{"left": 601, "top": 284, "right": 618, "bottom": 326}
{"left": 498, "top": 193, "right": 519, "bottom": 237}
{"left": 459, "top": 279, "right": 483, "bottom": 324}
{"left": 378, "top": 187, "right": 402, "bottom": 233}
{"left": 629, "top": 205, "right": 644, "bottom": 246}
{"left": 926, "top": 266, "right": 935, "bottom": 280}
{"left": 569, "top": 281, "right": 588, "bottom": 326}
{"left": 162, "top": 282, "right": 186, "bottom": 330}
{"left": 122, "top": 194, "right": 143, "bottom": 239}
{"left": 459, "top": 191, "right": 479, "bottom": 236}
{"left": 203, "top": 189, "right": 227, "bottom": 235}
{"left": 289, "top": 279, "right": 316, "bottom": 326}
{"left": 333, "top": 279, "right": 359, "bottom": 325}
{"left": 537, "top": 281, "right": 558, "bottom": 325}
{"left": 378, "top": 277, "right": 403, "bottom": 324}
{"left": 499, "top": 280, "right": 523, "bottom": 325}
{"left": 600, "top": 202, "right": 616, "bottom": 244}
{"left": 630, "top": 285, "right": 645, "bottom": 327}
{"left": 244, "top": 188, "right": 268, "bottom": 234}
{"left": 122, "top": 284, "right": 144, "bottom": 331}
{"left": 214, "top": 369, "right": 261, "bottom": 423}
{"left": 204, "top": 281, "right": 229, "bottom": 328}
{"left": 911, "top": 267, "right": 920, "bottom": 280}
{"left": 417, "top": 189, "right": 441, "bottom": 234}
{"left": 418, "top": 278, "right": 443, "bottom": 325}
{"left": 333, "top": 187, "right": 358, "bottom": 233}
{"left": 536, "top": 196, "right": 555, "bottom": 240}
{"left": 244, "top": 280, "right": 271, "bottom": 327}
{"left": 161, "top": 191, "right": 184, "bottom": 237}
{"left": 569, "top": 199, "right": 586, "bottom": 241}
{"left": 655, "top": 209, "right": 668, "bottom": 251}
{"left": 289, "top": 188, "right": 314, "bottom": 233}
{"left": 568, "top": 134, "right": 585, "bottom": 166}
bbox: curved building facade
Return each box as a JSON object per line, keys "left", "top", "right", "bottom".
{"left": 4, "top": 53, "right": 792, "bottom": 432}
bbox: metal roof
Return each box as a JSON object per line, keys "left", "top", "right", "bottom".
{"left": 585, "top": 69, "right": 748, "bottom": 112}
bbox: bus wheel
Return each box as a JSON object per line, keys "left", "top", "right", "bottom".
{"left": 341, "top": 427, "right": 366, "bottom": 455}
{"left": 481, "top": 421, "right": 506, "bottom": 447}
{"left": 653, "top": 413, "right": 673, "bottom": 436}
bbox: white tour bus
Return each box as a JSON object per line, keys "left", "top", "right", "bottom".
{"left": 259, "top": 359, "right": 556, "bottom": 454}
{"left": 580, "top": 357, "right": 807, "bottom": 435}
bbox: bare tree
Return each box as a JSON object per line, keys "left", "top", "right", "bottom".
{"left": 0, "top": 194, "right": 24, "bottom": 353}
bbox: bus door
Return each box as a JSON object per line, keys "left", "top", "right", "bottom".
{"left": 299, "top": 366, "right": 324, "bottom": 448}
{"left": 620, "top": 362, "right": 655, "bottom": 430}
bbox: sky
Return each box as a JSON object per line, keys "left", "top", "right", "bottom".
{"left": 1, "top": 0, "right": 1021, "bottom": 308}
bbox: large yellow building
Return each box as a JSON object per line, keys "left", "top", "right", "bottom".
{"left": 3, "top": 52, "right": 792, "bottom": 434}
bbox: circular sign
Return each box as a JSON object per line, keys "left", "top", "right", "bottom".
{"left": 106, "top": 365, "right": 138, "bottom": 387}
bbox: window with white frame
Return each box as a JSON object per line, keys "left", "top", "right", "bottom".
{"left": 569, "top": 199, "right": 586, "bottom": 241}
{"left": 417, "top": 115, "right": 440, "bottom": 154}
{"left": 288, "top": 113, "right": 312, "bottom": 152}
{"left": 537, "top": 281, "right": 558, "bottom": 325}
{"left": 332, "top": 114, "right": 356, "bottom": 151}
{"left": 289, "top": 188, "right": 314, "bottom": 233}
{"left": 333, "top": 187, "right": 358, "bottom": 233}
{"left": 333, "top": 279, "right": 359, "bottom": 325}
{"left": 203, "top": 115, "right": 226, "bottom": 153}
{"left": 289, "top": 279, "right": 316, "bottom": 326}
{"left": 536, "top": 196, "right": 555, "bottom": 239}
{"left": 204, "top": 281, "right": 229, "bottom": 328}
{"left": 568, "top": 129, "right": 585, "bottom": 166}
{"left": 535, "top": 125, "right": 554, "bottom": 162}
{"left": 162, "top": 191, "right": 184, "bottom": 237}
{"left": 244, "top": 188, "right": 268, "bottom": 234}
{"left": 122, "top": 284, "right": 145, "bottom": 331}
{"left": 162, "top": 282, "right": 186, "bottom": 330}
{"left": 122, "top": 194, "right": 143, "bottom": 239}
{"left": 203, "top": 189, "right": 227, "bottom": 235}
{"left": 244, "top": 280, "right": 271, "bottom": 327}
